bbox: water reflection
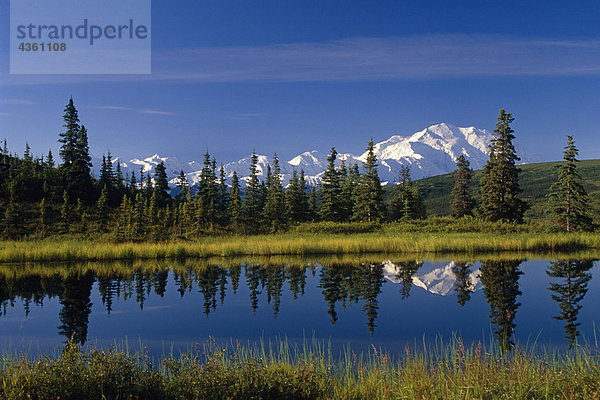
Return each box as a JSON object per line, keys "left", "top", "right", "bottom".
{"left": 480, "top": 260, "right": 523, "bottom": 353}
{"left": 0, "top": 258, "right": 596, "bottom": 349}
{"left": 547, "top": 260, "right": 594, "bottom": 348}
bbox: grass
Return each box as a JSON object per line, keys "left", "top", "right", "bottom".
{"left": 1, "top": 337, "right": 599, "bottom": 399}
{"left": 0, "top": 229, "right": 599, "bottom": 263}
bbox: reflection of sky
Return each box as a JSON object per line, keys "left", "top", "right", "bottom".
{"left": 0, "top": 259, "right": 598, "bottom": 356}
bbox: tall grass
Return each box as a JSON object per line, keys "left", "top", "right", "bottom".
{"left": 1, "top": 337, "right": 599, "bottom": 399}
{"left": 0, "top": 231, "right": 599, "bottom": 263}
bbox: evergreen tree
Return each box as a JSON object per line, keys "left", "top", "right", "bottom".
{"left": 451, "top": 155, "right": 476, "bottom": 218}
{"left": 286, "top": 169, "right": 309, "bottom": 222}
{"left": 547, "top": 259, "right": 594, "bottom": 348}
{"left": 58, "top": 98, "right": 80, "bottom": 168}
{"left": 390, "top": 166, "right": 426, "bottom": 220}
{"left": 218, "top": 164, "right": 229, "bottom": 224}
{"left": 99, "top": 153, "right": 115, "bottom": 191}
{"left": 153, "top": 161, "right": 170, "bottom": 207}
{"left": 263, "top": 154, "right": 286, "bottom": 231}
{"left": 46, "top": 150, "right": 55, "bottom": 168}
{"left": 39, "top": 197, "right": 49, "bottom": 235}
{"left": 353, "top": 138, "right": 384, "bottom": 222}
{"left": 242, "top": 150, "right": 263, "bottom": 231}
{"left": 60, "top": 190, "right": 70, "bottom": 233}
{"left": 228, "top": 171, "right": 242, "bottom": 228}
{"left": 308, "top": 186, "right": 318, "bottom": 221}
{"left": 479, "top": 109, "right": 527, "bottom": 222}
{"left": 340, "top": 162, "right": 359, "bottom": 221}
{"left": 24, "top": 142, "right": 32, "bottom": 162}
{"left": 548, "top": 135, "right": 593, "bottom": 232}
{"left": 175, "top": 169, "right": 187, "bottom": 199}
{"left": 197, "top": 151, "right": 218, "bottom": 226}
{"left": 319, "top": 147, "right": 342, "bottom": 221}
{"left": 96, "top": 185, "right": 110, "bottom": 232}
{"left": 3, "top": 182, "right": 23, "bottom": 239}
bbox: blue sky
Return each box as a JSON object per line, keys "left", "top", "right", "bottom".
{"left": 1, "top": 0, "right": 599, "bottom": 164}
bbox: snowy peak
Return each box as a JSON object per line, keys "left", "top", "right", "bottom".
{"left": 382, "top": 261, "right": 482, "bottom": 296}
{"left": 94, "top": 122, "right": 502, "bottom": 187}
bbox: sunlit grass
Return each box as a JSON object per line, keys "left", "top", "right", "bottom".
{"left": 1, "top": 337, "right": 599, "bottom": 399}
{"left": 0, "top": 231, "right": 599, "bottom": 263}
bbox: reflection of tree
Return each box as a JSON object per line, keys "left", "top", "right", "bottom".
{"left": 319, "top": 266, "right": 344, "bottom": 324}
{"left": 245, "top": 264, "right": 264, "bottom": 314}
{"left": 174, "top": 270, "right": 193, "bottom": 297}
{"left": 152, "top": 268, "right": 169, "bottom": 297}
{"left": 480, "top": 260, "right": 522, "bottom": 353}
{"left": 393, "top": 261, "right": 422, "bottom": 299}
{"left": 360, "top": 263, "right": 385, "bottom": 336}
{"left": 58, "top": 272, "right": 94, "bottom": 345}
{"left": 229, "top": 265, "right": 241, "bottom": 294}
{"left": 197, "top": 266, "right": 221, "bottom": 316}
{"left": 287, "top": 267, "right": 307, "bottom": 300}
{"left": 97, "top": 276, "right": 115, "bottom": 314}
{"left": 547, "top": 259, "right": 594, "bottom": 348}
{"left": 319, "top": 263, "right": 384, "bottom": 335}
{"left": 452, "top": 262, "right": 474, "bottom": 306}
{"left": 265, "top": 266, "right": 285, "bottom": 318}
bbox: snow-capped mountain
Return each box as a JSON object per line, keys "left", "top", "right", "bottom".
{"left": 93, "top": 122, "right": 497, "bottom": 187}
{"left": 382, "top": 261, "right": 482, "bottom": 296}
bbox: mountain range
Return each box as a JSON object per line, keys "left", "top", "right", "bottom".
{"left": 382, "top": 261, "right": 482, "bottom": 296}
{"left": 94, "top": 123, "right": 497, "bottom": 187}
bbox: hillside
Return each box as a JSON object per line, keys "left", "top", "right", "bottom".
{"left": 389, "top": 159, "right": 600, "bottom": 221}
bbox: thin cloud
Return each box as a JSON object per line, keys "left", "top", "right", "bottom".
{"left": 138, "top": 108, "right": 175, "bottom": 116}
{"left": 231, "top": 112, "right": 267, "bottom": 120}
{"left": 2, "top": 35, "right": 600, "bottom": 85}
{"left": 83, "top": 105, "right": 174, "bottom": 115}
{"left": 0, "top": 112, "right": 11, "bottom": 116}
{"left": 86, "top": 105, "right": 131, "bottom": 111}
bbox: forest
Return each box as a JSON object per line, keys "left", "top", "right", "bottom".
{"left": 0, "top": 99, "right": 595, "bottom": 241}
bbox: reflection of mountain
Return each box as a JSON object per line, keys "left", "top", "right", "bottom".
{"left": 382, "top": 261, "right": 481, "bottom": 296}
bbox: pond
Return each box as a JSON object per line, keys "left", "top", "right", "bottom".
{"left": 0, "top": 256, "right": 598, "bottom": 355}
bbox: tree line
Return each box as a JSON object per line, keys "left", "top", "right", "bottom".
{"left": 0, "top": 100, "right": 593, "bottom": 240}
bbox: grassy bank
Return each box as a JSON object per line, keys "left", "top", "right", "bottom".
{"left": 1, "top": 230, "right": 600, "bottom": 263}
{"left": 1, "top": 338, "right": 599, "bottom": 399}
{"left": 1, "top": 217, "right": 598, "bottom": 263}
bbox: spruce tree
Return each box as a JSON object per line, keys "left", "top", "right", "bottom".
{"left": 308, "top": 186, "right": 318, "bottom": 221}
{"left": 3, "top": 182, "right": 23, "bottom": 239}
{"left": 353, "top": 138, "right": 384, "bottom": 222}
{"left": 286, "top": 169, "right": 309, "bottom": 222}
{"left": 59, "top": 190, "right": 71, "bottom": 233}
{"left": 451, "top": 155, "right": 476, "bottom": 218}
{"left": 242, "top": 150, "right": 263, "bottom": 231}
{"left": 153, "top": 161, "right": 170, "bottom": 207}
{"left": 228, "top": 171, "right": 242, "bottom": 228}
{"left": 39, "top": 197, "right": 49, "bottom": 236}
{"left": 46, "top": 150, "right": 55, "bottom": 168}
{"left": 319, "top": 147, "right": 342, "bottom": 221}
{"left": 390, "top": 166, "right": 426, "bottom": 220}
{"left": 218, "top": 164, "right": 229, "bottom": 225}
{"left": 548, "top": 135, "right": 593, "bottom": 232}
{"left": 99, "top": 154, "right": 114, "bottom": 194}
{"left": 479, "top": 109, "right": 527, "bottom": 222}
{"left": 96, "top": 185, "right": 110, "bottom": 232}
{"left": 264, "top": 154, "right": 286, "bottom": 231}
{"left": 176, "top": 169, "right": 187, "bottom": 200}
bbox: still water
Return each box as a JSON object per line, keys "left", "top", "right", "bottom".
{"left": 0, "top": 257, "right": 598, "bottom": 354}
